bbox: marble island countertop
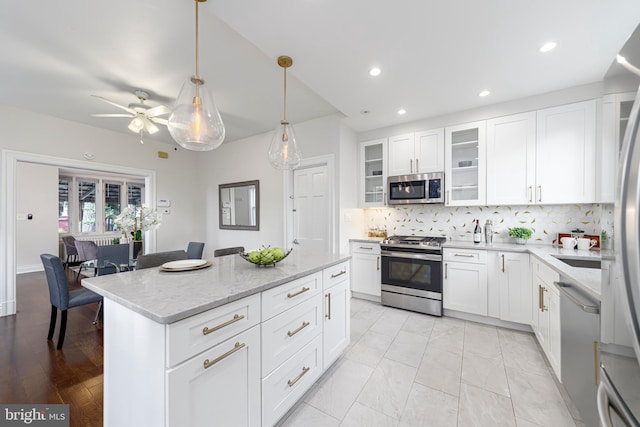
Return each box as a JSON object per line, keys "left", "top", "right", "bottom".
{"left": 82, "top": 251, "right": 350, "bottom": 324}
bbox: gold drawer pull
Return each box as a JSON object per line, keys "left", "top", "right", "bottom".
{"left": 287, "top": 321, "right": 311, "bottom": 337}
{"left": 325, "top": 293, "right": 331, "bottom": 320}
{"left": 287, "top": 366, "right": 310, "bottom": 387}
{"left": 287, "top": 287, "right": 310, "bottom": 298}
{"left": 202, "top": 314, "right": 245, "bottom": 335}
{"left": 331, "top": 269, "right": 347, "bottom": 278}
{"left": 203, "top": 342, "right": 245, "bottom": 369}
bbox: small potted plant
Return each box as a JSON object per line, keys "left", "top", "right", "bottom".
{"left": 509, "top": 227, "right": 532, "bottom": 245}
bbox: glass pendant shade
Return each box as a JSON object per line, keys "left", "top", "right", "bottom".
{"left": 168, "top": 77, "right": 225, "bottom": 151}
{"left": 268, "top": 120, "right": 301, "bottom": 170}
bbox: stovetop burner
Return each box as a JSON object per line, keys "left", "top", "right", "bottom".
{"left": 381, "top": 235, "right": 447, "bottom": 248}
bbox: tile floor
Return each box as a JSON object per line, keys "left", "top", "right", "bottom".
{"left": 278, "top": 298, "right": 583, "bottom": 427}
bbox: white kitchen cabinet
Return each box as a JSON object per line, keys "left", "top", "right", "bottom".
{"left": 360, "top": 138, "right": 388, "bottom": 207}
{"left": 388, "top": 129, "right": 445, "bottom": 176}
{"left": 323, "top": 261, "right": 350, "bottom": 370}
{"left": 445, "top": 121, "right": 486, "bottom": 206}
{"left": 535, "top": 100, "right": 596, "bottom": 204}
{"left": 486, "top": 112, "right": 536, "bottom": 205}
{"left": 443, "top": 248, "right": 488, "bottom": 315}
{"left": 167, "top": 325, "right": 261, "bottom": 427}
{"left": 350, "top": 241, "right": 381, "bottom": 301}
{"left": 493, "top": 251, "right": 531, "bottom": 324}
{"left": 531, "top": 257, "right": 561, "bottom": 379}
{"left": 600, "top": 92, "right": 635, "bottom": 203}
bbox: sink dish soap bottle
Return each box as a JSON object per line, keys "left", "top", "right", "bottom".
{"left": 473, "top": 219, "right": 482, "bottom": 244}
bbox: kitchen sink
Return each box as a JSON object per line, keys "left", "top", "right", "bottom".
{"left": 552, "top": 256, "right": 601, "bottom": 269}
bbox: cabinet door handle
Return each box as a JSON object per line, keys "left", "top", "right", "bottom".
{"left": 287, "top": 366, "right": 310, "bottom": 387}
{"left": 202, "top": 314, "right": 245, "bottom": 335}
{"left": 331, "top": 269, "right": 347, "bottom": 279}
{"left": 541, "top": 286, "right": 548, "bottom": 312}
{"left": 501, "top": 254, "right": 505, "bottom": 273}
{"left": 287, "top": 287, "right": 310, "bottom": 298}
{"left": 359, "top": 246, "right": 373, "bottom": 250}
{"left": 415, "top": 158, "right": 419, "bottom": 172}
{"left": 528, "top": 186, "right": 533, "bottom": 203}
{"left": 287, "top": 321, "right": 310, "bottom": 337}
{"left": 446, "top": 190, "right": 449, "bottom": 205}
{"left": 377, "top": 256, "right": 380, "bottom": 271}
{"left": 454, "top": 253, "right": 475, "bottom": 258}
{"left": 538, "top": 285, "right": 543, "bottom": 311}
{"left": 410, "top": 159, "right": 413, "bottom": 173}
{"left": 538, "top": 185, "right": 542, "bottom": 202}
{"left": 594, "top": 341, "right": 600, "bottom": 386}
{"left": 325, "top": 293, "right": 331, "bottom": 320}
{"left": 445, "top": 263, "right": 448, "bottom": 280}
{"left": 203, "top": 342, "right": 245, "bottom": 369}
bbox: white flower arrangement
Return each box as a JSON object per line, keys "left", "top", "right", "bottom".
{"left": 114, "top": 206, "right": 162, "bottom": 237}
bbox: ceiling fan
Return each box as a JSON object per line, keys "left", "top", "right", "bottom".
{"left": 90, "top": 90, "right": 171, "bottom": 141}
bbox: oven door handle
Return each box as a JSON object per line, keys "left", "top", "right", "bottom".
{"left": 381, "top": 251, "right": 442, "bottom": 262}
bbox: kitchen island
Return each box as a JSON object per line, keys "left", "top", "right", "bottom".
{"left": 82, "top": 252, "right": 351, "bottom": 427}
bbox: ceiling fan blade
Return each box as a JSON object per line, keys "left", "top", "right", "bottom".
{"left": 90, "top": 113, "right": 134, "bottom": 118}
{"left": 91, "top": 95, "right": 137, "bottom": 115}
{"left": 150, "top": 117, "right": 168, "bottom": 126}
{"left": 145, "top": 105, "right": 171, "bottom": 117}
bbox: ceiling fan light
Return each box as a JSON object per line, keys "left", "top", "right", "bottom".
{"left": 168, "top": 77, "right": 225, "bottom": 151}
{"left": 128, "top": 116, "right": 145, "bottom": 133}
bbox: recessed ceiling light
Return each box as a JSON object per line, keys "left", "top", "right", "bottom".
{"left": 479, "top": 90, "right": 491, "bottom": 97}
{"left": 369, "top": 67, "right": 381, "bottom": 77}
{"left": 539, "top": 42, "right": 557, "bottom": 53}
{"left": 397, "top": 109, "right": 406, "bottom": 115}
{"left": 360, "top": 110, "right": 371, "bottom": 115}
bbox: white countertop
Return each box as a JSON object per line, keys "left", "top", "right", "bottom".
{"left": 349, "top": 237, "right": 602, "bottom": 300}
{"left": 82, "top": 252, "right": 351, "bottom": 324}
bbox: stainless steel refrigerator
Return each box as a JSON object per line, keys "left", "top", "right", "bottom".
{"left": 599, "top": 83, "right": 640, "bottom": 426}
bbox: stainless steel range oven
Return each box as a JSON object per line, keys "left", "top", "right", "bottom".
{"left": 380, "top": 235, "right": 445, "bottom": 316}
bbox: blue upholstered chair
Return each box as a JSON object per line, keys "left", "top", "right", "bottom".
{"left": 186, "top": 242, "right": 205, "bottom": 259}
{"left": 40, "top": 254, "right": 103, "bottom": 349}
{"left": 213, "top": 247, "right": 245, "bottom": 257}
{"left": 60, "top": 235, "right": 78, "bottom": 268}
{"left": 97, "top": 244, "right": 131, "bottom": 276}
{"left": 75, "top": 240, "right": 98, "bottom": 279}
{"left": 135, "top": 250, "right": 188, "bottom": 270}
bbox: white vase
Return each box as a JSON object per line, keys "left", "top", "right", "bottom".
{"left": 515, "top": 237, "right": 527, "bottom": 245}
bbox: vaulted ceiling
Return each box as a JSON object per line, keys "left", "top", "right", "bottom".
{"left": 1, "top": 0, "right": 639, "bottom": 146}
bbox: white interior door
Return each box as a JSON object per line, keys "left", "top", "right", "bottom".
{"left": 292, "top": 165, "right": 331, "bottom": 254}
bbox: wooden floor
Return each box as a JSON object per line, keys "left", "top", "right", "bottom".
{"left": 0, "top": 269, "right": 104, "bottom": 426}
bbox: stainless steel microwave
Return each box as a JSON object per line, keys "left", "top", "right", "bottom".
{"left": 387, "top": 172, "right": 444, "bottom": 205}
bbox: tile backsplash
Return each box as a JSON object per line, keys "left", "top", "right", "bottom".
{"left": 365, "top": 203, "right": 612, "bottom": 246}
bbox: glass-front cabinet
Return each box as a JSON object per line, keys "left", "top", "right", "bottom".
{"left": 360, "top": 138, "right": 388, "bottom": 207}
{"left": 445, "top": 121, "right": 486, "bottom": 206}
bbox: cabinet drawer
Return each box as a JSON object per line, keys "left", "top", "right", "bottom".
{"left": 262, "top": 272, "right": 322, "bottom": 320}
{"left": 532, "top": 257, "right": 559, "bottom": 285}
{"left": 262, "top": 293, "right": 322, "bottom": 375}
{"left": 166, "top": 293, "right": 260, "bottom": 368}
{"left": 443, "top": 248, "right": 487, "bottom": 264}
{"left": 350, "top": 242, "right": 381, "bottom": 255}
{"left": 262, "top": 334, "right": 323, "bottom": 427}
{"left": 323, "top": 261, "right": 350, "bottom": 289}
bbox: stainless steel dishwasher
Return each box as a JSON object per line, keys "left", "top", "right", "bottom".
{"left": 556, "top": 280, "right": 601, "bottom": 427}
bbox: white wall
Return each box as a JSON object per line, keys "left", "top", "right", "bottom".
{"left": 16, "top": 162, "right": 59, "bottom": 272}
{"left": 0, "top": 105, "right": 205, "bottom": 252}
{"left": 338, "top": 123, "right": 363, "bottom": 254}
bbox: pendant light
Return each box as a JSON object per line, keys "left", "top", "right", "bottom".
{"left": 168, "top": 0, "right": 225, "bottom": 151}
{"left": 268, "top": 56, "right": 301, "bottom": 170}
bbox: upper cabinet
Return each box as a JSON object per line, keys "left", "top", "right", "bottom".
{"left": 387, "top": 129, "right": 445, "bottom": 176}
{"left": 486, "top": 112, "right": 536, "bottom": 205}
{"left": 359, "top": 139, "right": 388, "bottom": 207}
{"left": 600, "top": 92, "right": 635, "bottom": 203}
{"left": 535, "top": 100, "right": 596, "bottom": 204}
{"left": 445, "top": 121, "right": 486, "bottom": 206}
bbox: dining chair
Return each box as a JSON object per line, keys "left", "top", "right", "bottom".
{"left": 135, "top": 250, "right": 188, "bottom": 270}
{"left": 75, "top": 240, "right": 98, "bottom": 279}
{"left": 60, "top": 235, "right": 78, "bottom": 268}
{"left": 213, "top": 246, "right": 245, "bottom": 257}
{"left": 40, "top": 254, "right": 103, "bottom": 349}
{"left": 97, "top": 244, "right": 131, "bottom": 276}
{"left": 186, "top": 242, "right": 205, "bottom": 259}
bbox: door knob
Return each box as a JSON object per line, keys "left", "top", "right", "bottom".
{"left": 293, "top": 239, "right": 299, "bottom": 245}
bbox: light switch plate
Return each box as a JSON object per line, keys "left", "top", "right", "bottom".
{"left": 16, "top": 213, "right": 27, "bottom": 221}
{"left": 158, "top": 199, "right": 171, "bottom": 207}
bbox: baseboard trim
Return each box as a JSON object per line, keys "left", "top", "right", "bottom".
{"left": 17, "top": 264, "right": 44, "bottom": 274}
{"left": 444, "top": 309, "right": 533, "bottom": 332}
